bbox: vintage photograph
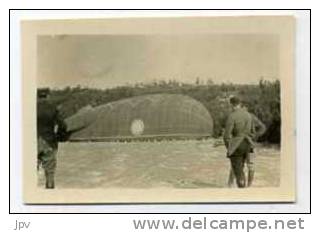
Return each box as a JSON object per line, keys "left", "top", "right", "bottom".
{"left": 22, "top": 16, "right": 295, "bottom": 203}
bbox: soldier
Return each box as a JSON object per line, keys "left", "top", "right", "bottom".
{"left": 227, "top": 102, "right": 266, "bottom": 187}
{"left": 37, "top": 88, "right": 68, "bottom": 189}
{"left": 223, "top": 96, "right": 255, "bottom": 188}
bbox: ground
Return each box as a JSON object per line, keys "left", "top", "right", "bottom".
{"left": 38, "top": 139, "right": 280, "bottom": 189}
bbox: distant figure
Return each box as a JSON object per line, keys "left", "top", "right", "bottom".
{"left": 37, "top": 89, "right": 68, "bottom": 189}
{"left": 223, "top": 96, "right": 255, "bottom": 188}
{"left": 227, "top": 102, "right": 266, "bottom": 187}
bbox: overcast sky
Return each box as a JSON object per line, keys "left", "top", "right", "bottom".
{"left": 37, "top": 34, "right": 279, "bottom": 89}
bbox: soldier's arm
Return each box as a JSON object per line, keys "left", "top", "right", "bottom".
{"left": 252, "top": 115, "right": 266, "bottom": 138}
{"left": 223, "top": 115, "right": 234, "bottom": 148}
{"left": 54, "top": 108, "right": 69, "bottom": 141}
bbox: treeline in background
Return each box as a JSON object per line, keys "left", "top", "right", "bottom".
{"left": 43, "top": 78, "right": 281, "bottom": 144}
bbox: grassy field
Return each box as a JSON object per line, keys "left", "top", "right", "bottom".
{"left": 38, "top": 139, "right": 280, "bottom": 189}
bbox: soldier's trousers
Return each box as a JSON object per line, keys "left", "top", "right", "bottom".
{"left": 228, "top": 152, "right": 255, "bottom": 187}
{"left": 229, "top": 140, "right": 251, "bottom": 188}
{"left": 38, "top": 148, "right": 57, "bottom": 187}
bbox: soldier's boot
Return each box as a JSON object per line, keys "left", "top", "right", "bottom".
{"left": 45, "top": 172, "right": 55, "bottom": 189}
{"left": 236, "top": 171, "right": 246, "bottom": 188}
{"left": 247, "top": 170, "right": 255, "bottom": 187}
{"left": 228, "top": 170, "right": 235, "bottom": 188}
{"left": 45, "top": 178, "right": 55, "bottom": 189}
{"left": 238, "top": 177, "right": 246, "bottom": 188}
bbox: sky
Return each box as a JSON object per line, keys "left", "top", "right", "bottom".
{"left": 37, "top": 34, "right": 279, "bottom": 89}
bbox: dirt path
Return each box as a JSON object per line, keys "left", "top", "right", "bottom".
{"left": 38, "top": 140, "right": 280, "bottom": 189}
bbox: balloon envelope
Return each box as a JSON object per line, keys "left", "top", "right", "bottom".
{"left": 65, "top": 94, "right": 213, "bottom": 141}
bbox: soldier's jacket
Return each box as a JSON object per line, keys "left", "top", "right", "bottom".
{"left": 37, "top": 99, "right": 67, "bottom": 151}
{"left": 223, "top": 108, "right": 265, "bottom": 157}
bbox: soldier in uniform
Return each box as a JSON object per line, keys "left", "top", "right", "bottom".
{"left": 227, "top": 102, "right": 266, "bottom": 187}
{"left": 37, "top": 88, "right": 67, "bottom": 189}
{"left": 223, "top": 96, "right": 255, "bottom": 188}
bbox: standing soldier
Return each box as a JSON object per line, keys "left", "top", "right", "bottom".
{"left": 227, "top": 102, "right": 266, "bottom": 187}
{"left": 223, "top": 96, "right": 255, "bottom": 188}
{"left": 37, "top": 88, "right": 67, "bottom": 189}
